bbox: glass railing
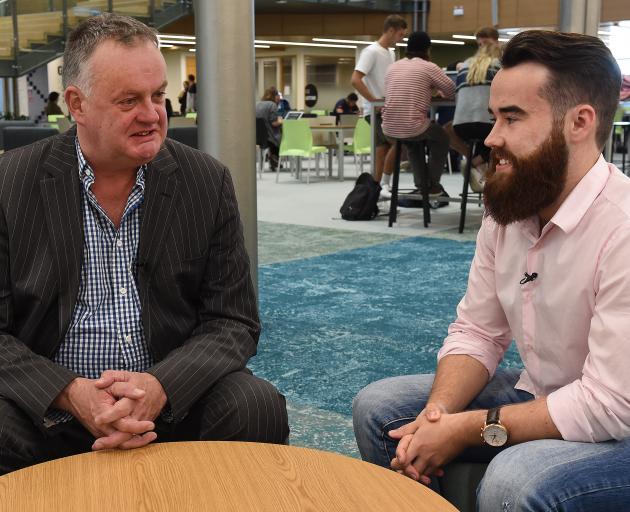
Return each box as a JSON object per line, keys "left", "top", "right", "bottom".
{"left": 0, "top": 0, "right": 191, "bottom": 77}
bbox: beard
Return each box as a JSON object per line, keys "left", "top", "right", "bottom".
{"left": 483, "top": 122, "right": 569, "bottom": 226}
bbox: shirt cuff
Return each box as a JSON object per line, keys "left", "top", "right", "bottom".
{"left": 547, "top": 383, "right": 595, "bottom": 442}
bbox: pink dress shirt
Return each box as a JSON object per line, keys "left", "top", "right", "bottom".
{"left": 439, "top": 155, "right": 630, "bottom": 442}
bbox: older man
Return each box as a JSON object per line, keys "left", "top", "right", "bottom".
{"left": 354, "top": 31, "right": 630, "bottom": 510}
{"left": 0, "top": 14, "right": 288, "bottom": 475}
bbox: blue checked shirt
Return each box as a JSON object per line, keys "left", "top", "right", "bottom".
{"left": 47, "top": 139, "right": 154, "bottom": 424}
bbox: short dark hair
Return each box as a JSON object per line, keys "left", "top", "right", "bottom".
{"left": 347, "top": 93, "right": 358, "bottom": 102}
{"left": 383, "top": 14, "right": 407, "bottom": 33}
{"left": 501, "top": 30, "right": 621, "bottom": 149}
{"left": 48, "top": 91, "right": 60, "bottom": 102}
{"left": 475, "top": 26, "right": 499, "bottom": 41}
{"left": 188, "top": 74, "right": 195, "bottom": 82}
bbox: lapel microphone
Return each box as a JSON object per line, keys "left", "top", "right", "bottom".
{"left": 520, "top": 272, "right": 538, "bottom": 285}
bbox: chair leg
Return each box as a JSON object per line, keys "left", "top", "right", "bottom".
{"left": 388, "top": 140, "right": 402, "bottom": 227}
{"left": 276, "top": 156, "right": 281, "bottom": 182}
{"left": 421, "top": 142, "right": 430, "bottom": 228}
{"left": 459, "top": 142, "right": 475, "bottom": 233}
{"left": 359, "top": 155, "right": 363, "bottom": 176}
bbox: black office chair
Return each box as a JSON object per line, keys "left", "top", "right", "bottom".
{"left": 455, "top": 122, "right": 493, "bottom": 233}
{"left": 255, "top": 117, "right": 269, "bottom": 178}
{"left": 167, "top": 126, "right": 197, "bottom": 149}
{"left": 2, "top": 126, "right": 58, "bottom": 151}
{"left": 388, "top": 138, "right": 431, "bottom": 228}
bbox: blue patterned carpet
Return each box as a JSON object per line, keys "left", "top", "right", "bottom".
{"left": 250, "top": 235, "right": 522, "bottom": 456}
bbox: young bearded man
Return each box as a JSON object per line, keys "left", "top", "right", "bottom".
{"left": 0, "top": 14, "right": 288, "bottom": 475}
{"left": 353, "top": 30, "right": 629, "bottom": 511}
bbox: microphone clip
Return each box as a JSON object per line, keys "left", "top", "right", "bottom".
{"left": 520, "top": 272, "right": 538, "bottom": 285}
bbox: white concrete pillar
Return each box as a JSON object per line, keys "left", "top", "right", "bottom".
{"left": 559, "top": 0, "right": 601, "bottom": 36}
{"left": 193, "top": 0, "right": 258, "bottom": 291}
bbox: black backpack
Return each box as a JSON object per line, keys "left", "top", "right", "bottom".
{"left": 340, "top": 172, "right": 381, "bottom": 220}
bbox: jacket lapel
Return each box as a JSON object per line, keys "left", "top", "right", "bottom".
{"left": 138, "top": 144, "right": 180, "bottom": 281}
{"left": 39, "top": 127, "right": 84, "bottom": 347}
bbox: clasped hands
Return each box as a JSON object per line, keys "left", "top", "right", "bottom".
{"left": 58, "top": 370, "right": 167, "bottom": 451}
{"left": 388, "top": 403, "right": 469, "bottom": 485}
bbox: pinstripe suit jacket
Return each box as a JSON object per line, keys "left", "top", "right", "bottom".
{"left": 0, "top": 127, "right": 260, "bottom": 430}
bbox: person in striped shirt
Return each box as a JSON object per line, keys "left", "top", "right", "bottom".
{"left": 382, "top": 31, "right": 455, "bottom": 199}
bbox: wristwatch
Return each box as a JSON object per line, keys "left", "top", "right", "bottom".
{"left": 481, "top": 407, "right": 508, "bottom": 447}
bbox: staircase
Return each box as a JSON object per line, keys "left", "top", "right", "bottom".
{"left": 0, "top": 0, "right": 192, "bottom": 77}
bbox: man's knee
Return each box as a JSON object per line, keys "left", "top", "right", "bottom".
{"left": 0, "top": 399, "right": 43, "bottom": 475}
{"left": 198, "top": 371, "right": 288, "bottom": 444}
{"left": 477, "top": 443, "right": 561, "bottom": 512}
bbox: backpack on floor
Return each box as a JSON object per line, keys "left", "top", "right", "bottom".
{"left": 340, "top": 173, "right": 381, "bottom": 220}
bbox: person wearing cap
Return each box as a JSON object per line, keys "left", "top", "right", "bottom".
{"left": 381, "top": 31, "right": 455, "bottom": 200}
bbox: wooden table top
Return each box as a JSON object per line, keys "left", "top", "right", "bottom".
{"left": 0, "top": 441, "right": 457, "bottom": 511}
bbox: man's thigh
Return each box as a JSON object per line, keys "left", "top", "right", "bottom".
{"left": 0, "top": 399, "right": 99, "bottom": 476}
{"left": 167, "top": 369, "right": 289, "bottom": 444}
{"left": 478, "top": 438, "right": 630, "bottom": 512}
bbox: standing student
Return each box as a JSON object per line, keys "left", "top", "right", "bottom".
{"left": 351, "top": 14, "right": 407, "bottom": 199}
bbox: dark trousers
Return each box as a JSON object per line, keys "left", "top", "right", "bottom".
{"left": 0, "top": 369, "right": 289, "bottom": 476}
{"left": 267, "top": 142, "right": 280, "bottom": 171}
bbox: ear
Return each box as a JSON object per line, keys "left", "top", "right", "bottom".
{"left": 64, "top": 86, "right": 86, "bottom": 124}
{"left": 565, "top": 104, "right": 597, "bottom": 145}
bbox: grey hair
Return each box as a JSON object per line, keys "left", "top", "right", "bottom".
{"left": 62, "top": 13, "right": 158, "bottom": 95}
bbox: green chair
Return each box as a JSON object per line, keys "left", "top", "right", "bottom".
{"left": 351, "top": 118, "right": 371, "bottom": 176}
{"left": 185, "top": 112, "right": 197, "bottom": 119}
{"left": 47, "top": 114, "right": 65, "bottom": 132}
{"left": 278, "top": 119, "right": 327, "bottom": 184}
{"left": 310, "top": 109, "right": 326, "bottom": 117}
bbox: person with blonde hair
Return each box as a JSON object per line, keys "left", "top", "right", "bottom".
{"left": 445, "top": 41, "right": 502, "bottom": 190}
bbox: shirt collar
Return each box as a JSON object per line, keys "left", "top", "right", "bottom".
{"left": 548, "top": 154, "right": 609, "bottom": 234}
{"left": 75, "top": 137, "right": 147, "bottom": 190}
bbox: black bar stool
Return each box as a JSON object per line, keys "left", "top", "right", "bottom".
{"left": 459, "top": 138, "right": 484, "bottom": 233}
{"left": 388, "top": 138, "right": 430, "bottom": 228}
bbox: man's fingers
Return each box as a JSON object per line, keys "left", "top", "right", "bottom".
{"left": 395, "top": 433, "right": 414, "bottom": 465}
{"left": 92, "top": 431, "right": 134, "bottom": 451}
{"left": 95, "top": 370, "right": 130, "bottom": 388}
{"left": 118, "top": 431, "right": 157, "bottom": 450}
{"left": 424, "top": 403, "right": 443, "bottom": 422}
{"left": 388, "top": 420, "right": 418, "bottom": 439}
{"left": 95, "top": 397, "right": 135, "bottom": 425}
{"left": 112, "top": 417, "right": 155, "bottom": 434}
{"left": 105, "top": 382, "right": 146, "bottom": 400}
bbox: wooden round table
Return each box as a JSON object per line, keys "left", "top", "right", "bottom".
{"left": 0, "top": 441, "right": 457, "bottom": 511}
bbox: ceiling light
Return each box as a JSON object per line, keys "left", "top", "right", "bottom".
{"left": 313, "top": 37, "right": 375, "bottom": 45}
{"left": 158, "top": 34, "right": 196, "bottom": 40}
{"left": 255, "top": 44, "right": 271, "bottom": 48}
{"left": 189, "top": 49, "right": 195, "bottom": 52}
{"left": 452, "top": 34, "right": 476, "bottom": 40}
{"left": 159, "top": 39, "right": 195, "bottom": 45}
{"left": 506, "top": 31, "right": 520, "bottom": 35}
{"left": 255, "top": 39, "right": 356, "bottom": 49}
{"left": 158, "top": 43, "right": 176, "bottom": 48}
{"left": 398, "top": 39, "right": 465, "bottom": 46}
{"left": 498, "top": 37, "right": 510, "bottom": 42}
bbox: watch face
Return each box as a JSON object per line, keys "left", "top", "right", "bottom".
{"left": 483, "top": 424, "right": 508, "bottom": 447}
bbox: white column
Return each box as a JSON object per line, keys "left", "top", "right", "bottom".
{"left": 559, "top": 0, "right": 600, "bottom": 36}
{"left": 193, "top": 0, "right": 258, "bottom": 291}
{"left": 296, "top": 51, "right": 306, "bottom": 110}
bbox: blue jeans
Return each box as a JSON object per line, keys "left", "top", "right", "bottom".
{"left": 353, "top": 368, "right": 630, "bottom": 511}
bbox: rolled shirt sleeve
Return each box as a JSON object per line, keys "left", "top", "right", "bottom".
{"left": 548, "top": 224, "right": 630, "bottom": 442}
